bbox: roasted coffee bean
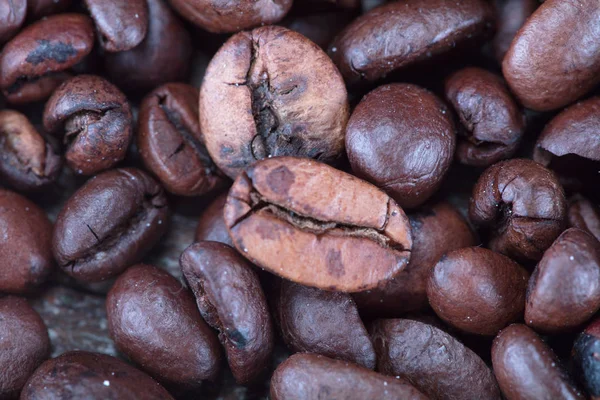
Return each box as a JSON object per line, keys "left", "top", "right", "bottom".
{"left": 270, "top": 353, "right": 428, "bottom": 400}
{"left": 27, "top": 0, "right": 73, "bottom": 20}
{"left": 503, "top": 0, "right": 600, "bottom": 111}
{"left": 492, "top": 324, "right": 584, "bottom": 400}
{"left": 180, "top": 242, "right": 272, "bottom": 384}
{"left": 138, "top": 83, "right": 227, "bottom": 197}
{"left": 445, "top": 67, "right": 524, "bottom": 167}
{"left": 372, "top": 319, "right": 502, "bottom": 399}
{"left": 0, "top": 0, "right": 26, "bottom": 43}
{"left": 0, "top": 14, "right": 95, "bottom": 104}
{"left": 492, "top": 0, "right": 538, "bottom": 63}
{"left": 195, "top": 193, "right": 233, "bottom": 247}
{"left": 0, "top": 296, "right": 50, "bottom": 399}
{"left": 525, "top": 228, "right": 600, "bottom": 333}
{"left": 104, "top": 0, "right": 192, "bottom": 93}
{"left": 43, "top": 74, "right": 133, "bottom": 176}
{"left": 224, "top": 157, "right": 412, "bottom": 292}
{"left": 573, "top": 317, "right": 600, "bottom": 400}
{"left": 52, "top": 168, "right": 169, "bottom": 282}
{"left": 569, "top": 194, "right": 600, "bottom": 242}
{"left": 21, "top": 351, "right": 174, "bottom": 399}
{"left": 200, "top": 26, "right": 349, "bottom": 179}
{"left": 107, "top": 264, "right": 221, "bottom": 390}
{"left": 346, "top": 83, "right": 455, "bottom": 208}
{"left": 329, "top": 0, "right": 494, "bottom": 84}
{"left": 284, "top": 12, "right": 353, "bottom": 50}
{"left": 428, "top": 247, "right": 529, "bottom": 335}
{"left": 275, "top": 280, "right": 375, "bottom": 369}
{"left": 469, "top": 159, "right": 567, "bottom": 262}
{"left": 0, "top": 189, "right": 54, "bottom": 294}
{"left": 0, "top": 110, "right": 62, "bottom": 191}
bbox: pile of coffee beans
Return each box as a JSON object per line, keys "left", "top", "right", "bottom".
{"left": 2, "top": 0, "right": 600, "bottom": 399}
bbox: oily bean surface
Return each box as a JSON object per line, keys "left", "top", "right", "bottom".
{"left": 195, "top": 193, "right": 234, "bottom": 247}
{"left": 573, "top": 318, "right": 600, "bottom": 400}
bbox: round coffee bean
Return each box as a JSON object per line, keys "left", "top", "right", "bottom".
{"left": 27, "top": 0, "right": 73, "bottom": 20}
{"left": 492, "top": 0, "right": 538, "bottom": 63}
{"left": 195, "top": 193, "right": 233, "bottom": 247}
{"left": 569, "top": 194, "right": 600, "bottom": 242}
{"left": 52, "top": 168, "right": 169, "bottom": 282}
{"left": 0, "top": 0, "right": 26, "bottom": 43}
{"left": 573, "top": 317, "right": 600, "bottom": 400}
{"left": 346, "top": 83, "right": 456, "bottom": 208}
{"left": 224, "top": 157, "right": 412, "bottom": 292}
{"left": 200, "top": 26, "right": 349, "bottom": 179}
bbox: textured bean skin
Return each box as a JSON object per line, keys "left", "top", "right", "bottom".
{"left": 492, "top": 0, "right": 538, "bottom": 63}
{"left": 195, "top": 193, "right": 234, "bottom": 247}
{"left": 573, "top": 318, "right": 600, "bottom": 400}
{"left": 0, "top": 0, "right": 26, "bottom": 43}
{"left": 569, "top": 194, "right": 600, "bottom": 242}
{"left": 224, "top": 157, "right": 412, "bottom": 292}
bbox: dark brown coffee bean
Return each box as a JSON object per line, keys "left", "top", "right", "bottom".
{"left": 43, "top": 74, "right": 133, "bottom": 176}
{"left": 372, "top": 318, "right": 502, "bottom": 400}
{"left": 346, "top": 83, "right": 456, "bottom": 208}
{"left": 445, "top": 67, "right": 524, "bottom": 167}
{"left": 21, "top": 351, "right": 174, "bottom": 400}
{"left": 271, "top": 353, "right": 428, "bottom": 400}
{"left": 573, "top": 317, "right": 600, "bottom": 400}
{"left": 0, "top": 0, "right": 26, "bottom": 43}
{"left": 492, "top": 0, "right": 538, "bottom": 63}
{"left": 284, "top": 12, "right": 353, "bottom": 50}
{"left": 469, "top": 159, "right": 567, "bottom": 262}
{"left": 195, "top": 193, "right": 233, "bottom": 247}
{"left": 27, "top": 0, "right": 73, "bottom": 20}
{"left": 0, "top": 110, "right": 62, "bottom": 192}
{"left": 569, "top": 194, "right": 600, "bottom": 242}
{"left": 200, "top": 26, "right": 349, "bottom": 179}
{"left": 329, "top": 0, "right": 494, "bottom": 84}
{"left": 180, "top": 241, "right": 272, "bottom": 384}
{"left": 503, "top": 0, "right": 600, "bottom": 111}
{"left": 428, "top": 247, "right": 529, "bottom": 336}
{"left": 107, "top": 264, "right": 222, "bottom": 390}
{"left": 52, "top": 168, "right": 169, "bottom": 282}
{"left": 0, "top": 296, "right": 50, "bottom": 399}
{"left": 525, "top": 228, "right": 600, "bottom": 333}
{"left": 275, "top": 280, "right": 375, "bottom": 369}
{"left": 492, "top": 324, "right": 584, "bottom": 400}
{"left": 224, "top": 157, "right": 412, "bottom": 292}
{"left": 0, "top": 14, "right": 95, "bottom": 104}
{"left": 138, "top": 83, "right": 227, "bottom": 197}
{"left": 0, "top": 189, "right": 54, "bottom": 294}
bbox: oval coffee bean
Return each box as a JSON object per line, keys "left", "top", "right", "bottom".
{"left": 21, "top": 351, "right": 174, "bottom": 400}
{"left": 43, "top": 74, "right": 133, "bottom": 176}
{"left": 492, "top": 0, "right": 538, "bottom": 63}
{"left": 346, "top": 83, "right": 455, "bottom": 208}
{"left": 492, "top": 324, "right": 584, "bottom": 400}
{"left": 428, "top": 247, "right": 529, "bottom": 335}
{"left": 275, "top": 280, "right": 375, "bottom": 369}
{"left": 469, "top": 159, "right": 567, "bottom": 262}
{"left": 0, "top": 14, "right": 95, "bottom": 104}
{"left": 195, "top": 193, "right": 233, "bottom": 247}
{"left": 27, "top": 0, "right": 72, "bottom": 20}
{"left": 569, "top": 194, "right": 600, "bottom": 242}
{"left": 0, "top": 296, "right": 50, "bottom": 399}
{"left": 0, "top": 0, "right": 26, "bottom": 43}
{"left": 180, "top": 242, "right": 272, "bottom": 384}
{"left": 372, "top": 318, "right": 502, "bottom": 400}
{"left": 573, "top": 317, "right": 600, "bottom": 400}
{"left": 52, "top": 168, "right": 169, "bottom": 282}
{"left": 200, "top": 26, "right": 349, "bottom": 179}
{"left": 224, "top": 157, "right": 412, "bottom": 292}
{"left": 270, "top": 353, "right": 428, "bottom": 400}
{"left": 525, "top": 228, "right": 600, "bottom": 333}
{"left": 138, "top": 83, "right": 227, "bottom": 196}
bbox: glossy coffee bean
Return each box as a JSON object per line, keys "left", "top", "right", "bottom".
{"left": 0, "top": 0, "right": 26, "bottom": 43}
{"left": 21, "top": 351, "right": 174, "bottom": 400}
{"left": 138, "top": 83, "right": 227, "bottom": 196}
{"left": 224, "top": 157, "right": 412, "bottom": 292}
{"left": 195, "top": 193, "right": 233, "bottom": 247}
{"left": 200, "top": 26, "right": 349, "bottom": 179}
{"left": 445, "top": 67, "right": 524, "bottom": 167}
{"left": 43, "top": 74, "right": 133, "bottom": 176}
{"left": 372, "top": 319, "right": 502, "bottom": 400}
{"left": 275, "top": 280, "right": 375, "bottom": 369}
{"left": 346, "top": 83, "right": 455, "bottom": 208}
{"left": 569, "top": 194, "right": 600, "bottom": 242}
{"left": 0, "top": 14, "right": 95, "bottom": 104}
{"left": 492, "top": 0, "right": 538, "bottom": 63}
{"left": 469, "top": 159, "right": 567, "bottom": 262}
{"left": 573, "top": 317, "right": 600, "bottom": 400}
{"left": 27, "top": 0, "right": 73, "bottom": 20}
{"left": 0, "top": 110, "right": 61, "bottom": 192}
{"left": 492, "top": 324, "right": 584, "bottom": 400}
{"left": 0, "top": 296, "right": 50, "bottom": 399}
{"left": 52, "top": 168, "right": 169, "bottom": 282}
{"left": 180, "top": 242, "right": 272, "bottom": 384}
{"left": 270, "top": 353, "right": 428, "bottom": 400}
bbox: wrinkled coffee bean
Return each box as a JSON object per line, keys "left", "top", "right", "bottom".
{"left": 43, "top": 74, "right": 133, "bottom": 176}
{"left": 224, "top": 157, "right": 412, "bottom": 292}
{"left": 573, "top": 317, "right": 600, "bottom": 400}
{"left": 27, "top": 0, "right": 73, "bottom": 20}
{"left": 195, "top": 193, "right": 233, "bottom": 247}
{"left": 492, "top": 0, "right": 538, "bottom": 63}
{"left": 138, "top": 83, "right": 227, "bottom": 196}
{"left": 0, "top": 0, "right": 26, "bottom": 43}
{"left": 445, "top": 67, "right": 524, "bottom": 167}
{"left": 569, "top": 194, "right": 600, "bottom": 242}
{"left": 0, "top": 296, "right": 50, "bottom": 399}
{"left": 200, "top": 26, "right": 349, "bottom": 179}
{"left": 270, "top": 353, "right": 428, "bottom": 400}
{"left": 469, "top": 159, "right": 567, "bottom": 262}
{"left": 180, "top": 242, "right": 272, "bottom": 384}
{"left": 0, "top": 14, "right": 95, "bottom": 104}
{"left": 52, "top": 168, "right": 169, "bottom": 282}
{"left": 372, "top": 318, "right": 502, "bottom": 399}
{"left": 346, "top": 83, "right": 455, "bottom": 208}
